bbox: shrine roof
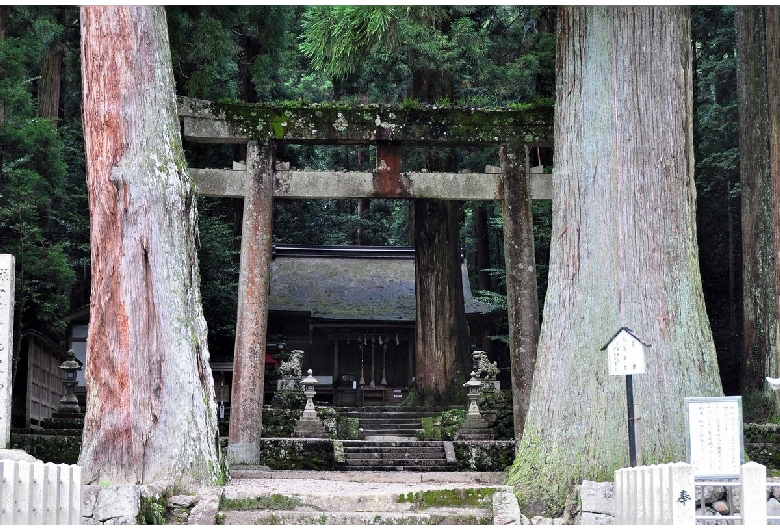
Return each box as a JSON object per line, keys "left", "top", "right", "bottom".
{"left": 269, "top": 245, "right": 495, "bottom": 321}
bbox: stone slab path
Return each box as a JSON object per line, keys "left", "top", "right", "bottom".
{"left": 192, "top": 469, "right": 520, "bottom": 525}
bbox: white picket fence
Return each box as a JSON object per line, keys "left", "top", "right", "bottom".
{"left": 0, "top": 459, "right": 82, "bottom": 525}
{"left": 615, "top": 461, "right": 768, "bottom": 525}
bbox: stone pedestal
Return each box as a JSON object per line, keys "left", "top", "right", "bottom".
{"left": 292, "top": 416, "right": 329, "bottom": 438}
{"left": 41, "top": 411, "right": 84, "bottom": 431}
{"left": 455, "top": 415, "right": 494, "bottom": 440}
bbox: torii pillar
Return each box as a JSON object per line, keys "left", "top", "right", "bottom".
{"left": 501, "top": 142, "right": 540, "bottom": 440}
{"left": 228, "top": 141, "right": 275, "bottom": 464}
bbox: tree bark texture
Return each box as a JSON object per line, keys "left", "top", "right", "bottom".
{"left": 228, "top": 141, "right": 274, "bottom": 464}
{"left": 736, "top": 7, "right": 778, "bottom": 393}
{"left": 79, "top": 6, "right": 221, "bottom": 486}
{"left": 502, "top": 143, "right": 540, "bottom": 440}
{"left": 0, "top": 6, "right": 7, "bottom": 127}
{"left": 768, "top": 9, "right": 780, "bottom": 396}
{"left": 37, "top": 8, "right": 64, "bottom": 122}
{"left": 414, "top": 199, "right": 470, "bottom": 404}
{"left": 474, "top": 203, "right": 492, "bottom": 292}
{"left": 509, "top": 7, "right": 723, "bottom": 516}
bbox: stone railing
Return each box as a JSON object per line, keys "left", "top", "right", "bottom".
{"left": 0, "top": 458, "right": 82, "bottom": 524}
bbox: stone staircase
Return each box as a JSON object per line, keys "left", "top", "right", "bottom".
{"left": 337, "top": 408, "right": 457, "bottom": 472}
{"left": 218, "top": 475, "right": 508, "bottom": 525}
{"left": 341, "top": 440, "right": 456, "bottom": 472}
{"left": 346, "top": 408, "right": 442, "bottom": 440}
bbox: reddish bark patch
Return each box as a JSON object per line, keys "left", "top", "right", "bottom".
{"left": 373, "top": 144, "right": 410, "bottom": 196}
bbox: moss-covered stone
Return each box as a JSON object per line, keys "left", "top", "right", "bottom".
{"left": 261, "top": 407, "right": 302, "bottom": 438}
{"left": 179, "top": 96, "right": 554, "bottom": 146}
{"left": 452, "top": 440, "right": 515, "bottom": 472}
{"left": 254, "top": 438, "right": 336, "bottom": 470}
{"left": 316, "top": 407, "right": 363, "bottom": 440}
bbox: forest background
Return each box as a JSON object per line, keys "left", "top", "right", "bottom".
{"left": 0, "top": 6, "right": 742, "bottom": 398}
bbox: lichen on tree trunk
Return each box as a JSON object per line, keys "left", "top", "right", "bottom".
{"left": 79, "top": 6, "right": 221, "bottom": 487}
{"left": 509, "top": 6, "right": 723, "bottom": 516}
{"left": 502, "top": 143, "right": 539, "bottom": 440}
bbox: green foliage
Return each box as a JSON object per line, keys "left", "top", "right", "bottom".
{"left": 299, "top": 6, "right": 396, "bottom": 80}
{"left": 0, "top": 9, "right": 78, "bottom": 343}
{"left": 478, "top": 390, "right": 514, "bottom": 439}
{"left": 418, "top": 416, "right": 440, "bottom": 440}
{"left": 417, "top": 409, "right": 467, "bottom": 441}
{"left": 137, "top": 496, "right": 167, "bottom": 525}
{"left": 196, "top": 198, "right": 239, "bottom": 360}
{"left": 441, "top": 409, "right": 467, "bottom": 440}
{"left": 316, "top": 407, "right": 363, "bottom": 440}
{"left": 399, "top": 385, "right": 421, "bottom": 407}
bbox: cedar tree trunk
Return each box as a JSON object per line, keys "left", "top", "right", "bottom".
{"left": 414, "top": 199, "right": 471, "bottom": 404}
{"left": 768, "top": 7, "right": 780, "bottom": 408}
{"left": 736, "top": 7, "right": 777, "bottom": 393}
{"left": 37, "top": 8, "right": 64, "bottom": 122}
{"left": 79, "top": 6, "right": 221, "bottom": 486}
{"left": 509, "top": 7, "right": 723, "bottom": 516}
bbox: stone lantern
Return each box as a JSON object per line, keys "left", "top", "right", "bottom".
{"left": 464, "top": 371, "right": 482, "bottom": 418}
{"left": 301, "top": 369, "right": 318, "bottom": 420}
{"left": 292, "top": 369, "right": 329, "bottom": 438}
{"left": 58, "top": 350, "right": 82, "bottom": 414}
{"left": 455, "top": 371, "right": 493, "bottom": 441}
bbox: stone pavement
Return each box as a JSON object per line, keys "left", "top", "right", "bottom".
{"left": 191, "top": 469, "right": 521, "bottom": 525}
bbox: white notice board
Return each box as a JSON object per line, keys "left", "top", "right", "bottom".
{"left": 684, "top": 396, "right": 743, "bottom": 479}
{"left": 606, "top": 329, "right": 646, "bottom": 376}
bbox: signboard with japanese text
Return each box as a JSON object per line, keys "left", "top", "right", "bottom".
{"left": 684, "top": 396, "right": 743, "bottom": 479}
{"left": 605, "top": 328, "right": 646, "bottom": 376}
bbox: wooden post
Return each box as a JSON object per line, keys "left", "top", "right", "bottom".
{"left": 501, "top": 142, "right": 540, "bottom": 439}
{"left": 228, "top": 141, "right": 274, "bottom": 464}
{"left": 626, "top": 374, "right": 637, "bottom": 467}
{"left": 333, "top": 340, "right": 339, "bottom": 385}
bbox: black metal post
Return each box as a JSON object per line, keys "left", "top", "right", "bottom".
{"left": 626, "top": 373, "right": 637, "bottom": 467}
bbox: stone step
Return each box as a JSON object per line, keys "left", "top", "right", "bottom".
{"left": 342, "top": 440, "right": 445, "bottom": 448}
{"left": 345, "top": 457, "right": 450, "bottom": 467}
{"left": 347, "top": 412, "right": 441, "bottom": 420}
{"left": 345, "top": 446, "right": 444, "bottom": 454}
{"left": 361, "top": 429, "right": 420, "bottom": 437}
{"left": 358, "top": 419, "right": 421, "bottom": 427}
{"left": 221, "top": 508, "right": 490, "bottom": 525}
{"left": 344, "top": 464, "right": 455, "bottom": 473}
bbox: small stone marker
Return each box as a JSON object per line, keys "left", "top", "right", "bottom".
{"left": 0, "top": 254, "right": 14, "bottom": 449}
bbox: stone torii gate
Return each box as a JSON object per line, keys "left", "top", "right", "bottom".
{"left": 177, "top": 97, "right": 553, "bottom": 464}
